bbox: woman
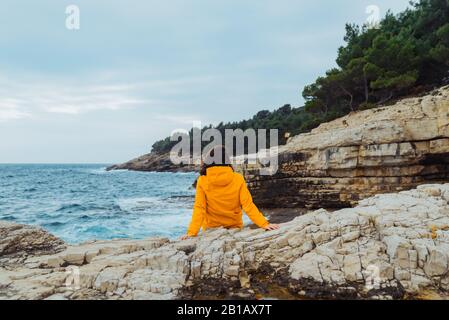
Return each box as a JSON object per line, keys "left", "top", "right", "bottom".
{"left": 181, "top": 145, "right": 279, "bottom": 240}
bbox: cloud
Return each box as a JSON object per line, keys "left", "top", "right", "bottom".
{"left": 0, "top": 0, "right": 412, "bottom": 162}
{"left": 0, "top": 98, "right": 30, "bottom": 121}
{"left": 0, "top": 84, "right": 139, "bottom": 118}
{"left": 154, "top": 114, "right": 207, "bottom": 125}
{"left": 41, "top": 96, "right": 146, "bottom": 115}
{"left": 0, "top": 73, "right": 224, "bottom": 121}
{"left": 0, "top": 77, "right": 152, "bottom": 119}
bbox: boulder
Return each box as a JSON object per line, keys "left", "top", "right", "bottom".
{"left": 0, "top": 221, "right": 65, "bottom": 258}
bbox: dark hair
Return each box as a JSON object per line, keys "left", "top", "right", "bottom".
{"left": 200, "top": 145, "right": 233, "bottom": 176}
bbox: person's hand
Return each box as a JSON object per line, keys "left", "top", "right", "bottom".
{"left": 180, "top": 234, "right": 190, "bottom": 240}
{"left": 263, "top": 224, "right": 280, "bottom": 231}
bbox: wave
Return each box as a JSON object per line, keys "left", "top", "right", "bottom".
{"left": 55, "top": 202, "right": 114, "bottom": 213}
{"left": 0, "top": 215, "right": 16, "bottom": 221}
{"left": 43, "top": 221, "right": 66, "bottom": 227}
{"left": 86, "top": 167, "right": 109, "bottom": 175}
{"left": 116, "top": 197, "right": 163, "bottom": 213}
{"left": 56, "top": 203, "right": 83, "bottom": 212}
{"left": 168, "top": 195, "right": 194, "bottom": 199}
{"left": 0, "top": 164, "right": 198, "bottom": 243}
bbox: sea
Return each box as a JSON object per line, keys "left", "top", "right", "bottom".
{"left": 0, "top": 164, "right": 199, "bottom": 244}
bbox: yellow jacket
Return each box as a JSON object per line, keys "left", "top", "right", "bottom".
{"left": 187, "top": 166, "right": 269, "bottom": 236}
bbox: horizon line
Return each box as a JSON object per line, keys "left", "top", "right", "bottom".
{"left": 0, "top": 162, "right": 114, "bottom": 165}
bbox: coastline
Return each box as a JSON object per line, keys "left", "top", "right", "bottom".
{"left": 2, "top": 183, "right": 449, "bottom": 300}
{"left": 0, "top": 164, "right": 197, "bottom": 244}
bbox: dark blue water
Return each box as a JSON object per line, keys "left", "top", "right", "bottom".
{"left": 0, "top": 164, "right": 197, "bottom": 244}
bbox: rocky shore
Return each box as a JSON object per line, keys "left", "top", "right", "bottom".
{"left": 2, "top": 184, "right": 449, "bottom": 300}
{"left": 108, "top": 86, "right": 449, "bottom": 211}
{"left": 106, "top": 152, "right": 197, "bottom": 173}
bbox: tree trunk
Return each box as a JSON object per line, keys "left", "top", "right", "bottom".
{"left": 364, "top": 72, "right": 369, "bottom": 103}
{"left": 379, "top": 91, "right": 393, "bottom": 105}
{"left": 340, "top": 85, "right": 354, "bottom": 111}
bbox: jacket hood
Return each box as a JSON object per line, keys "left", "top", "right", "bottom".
{"left": 206, "top": 166, "right": 234, "bottom": 187}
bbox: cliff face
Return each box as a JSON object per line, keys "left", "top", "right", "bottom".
{"left": 245, "top": 86, "right": 449, "bottom": 209}
{"left": 111, "top": 87, "right": 449, "bottom": 209}
{"left": 2, "top": 184, "right": 449, "bottom": 300}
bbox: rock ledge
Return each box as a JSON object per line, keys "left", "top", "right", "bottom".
{"left": 2, "top": 184, "right": 449, "bottom": 300}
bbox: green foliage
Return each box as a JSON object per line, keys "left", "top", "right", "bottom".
{"left": 358, "top": 102, "right": 378, "bottom": 111}
{"left": 305, "top": 0, "right": 448, "bottom": 111}
{"left": 151, "top": 104, "right": 327, "bottom": 154}
{"left": 152, "top": 0, "right": 449, "bottom": 154}
{"left": 430, "top": 23, "right": 449, "bottom": 65}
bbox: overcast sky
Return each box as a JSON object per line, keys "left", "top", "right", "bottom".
{"left": 0, "top": 0, "right": 411, "bottom": 163}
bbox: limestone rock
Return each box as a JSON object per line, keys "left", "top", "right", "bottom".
{"left": 0, "top": 221, "right": 66, "bottom": 257}
{"left": 2, "top": 184, "right": 449, "bottom": 299}
{"left": 244, "top": 86, "right": 449, "bottom": 208}
{"left": 424, "top": 247, "right": 448, "bottom": 277}
{"left": 106, "top": 152, "right": 197, "bottom": 173}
